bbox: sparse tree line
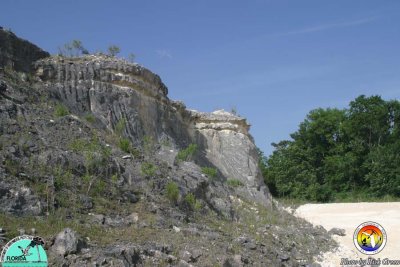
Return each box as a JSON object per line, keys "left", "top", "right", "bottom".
{"left": 57, "top": 39, "right": 135, "bottom": 63}
{"left": 260, "top": 95, "right": 400, "bottom": 202}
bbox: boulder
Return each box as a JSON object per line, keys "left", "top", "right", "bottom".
{"left": 50, "top": 228, "right": 84, "bottom": 257}
{"left": 328, "top": 227, "right": 346, "bottom": 236}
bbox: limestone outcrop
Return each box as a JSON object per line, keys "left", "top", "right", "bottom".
{"left": 34, "top": 55, "right": 270, "bottom": 205}
{"left": 0, "top": 28, "right": 333, "bottom": 267}
{"left": 0, "top": 28, "right": 49, "bottom": 73}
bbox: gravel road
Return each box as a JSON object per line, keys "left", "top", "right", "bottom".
{"left": 295, "top": 202, "right": 400, "bottom": 266}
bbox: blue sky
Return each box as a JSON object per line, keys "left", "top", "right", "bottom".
{"left": 2, "top": 0, "right": 400, "bottom": 155}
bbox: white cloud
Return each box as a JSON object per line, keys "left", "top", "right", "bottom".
{"left": 277, "top": 17, "right": 378, "bottom": 36}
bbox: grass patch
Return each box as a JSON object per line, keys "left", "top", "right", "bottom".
{"left": 54, "top": 104, "right": 69, "bottom": 117}
{"left": 165, "top": 182, "right": 179, "bottom": 204}
{"left": 84, "top": 113, "right": 96, "bottom": 123}
{"left": 184, "top": 193, "right": 202, "bottom": 211}
{"left": 115, "top": 118, "right": 126, "bottom": 136}
{"left": 141, "top": 162, "right": 157, "bottom": 177}
{"left": 227, "top": 179, "right": 244, "bottom": 188}
{"left": 176, "top": 144, "right": 197, "bottom": 162}
{"left": 4, "top": 159, "right": 20, "bottom": 176}
{"left": 201, "top": 167, "right": 217, "bottom": 179}
{"left": 118, "top": 138, "right": 131, "bottom": 153}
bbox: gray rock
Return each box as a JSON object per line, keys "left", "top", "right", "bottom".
{"left": 178, "top": 259, "right": 193, "bottom": 267}
{"left": 51, "top": 228, "right": 84, "bottom": 256}
{"left": 79, "top": 195, "right": 93, "bottom": 210}
{"left": 328, "top": 227, "right": 346, "bottom": 236}
{"left": 34, "top": 54, "right": 272, "bottom": 207}
{"left": 122, "top": 191, "right": 138, "bottom": 203}
{"left": 0, "top": 81, "right": 7, "bottom": 93}
{"left": 90, "top": 214, "right": 105, "bottom": 225}
{"left": 190, "top": 249, "right": 202, "bottom": 262}
{"left": 179, "top": 250, "right": 192, "bottom": 262}
{"left": 126, "top": 212, "right": 139, "bottom": 224}
{"left": 0, "top": 182, "right": 42, "bottom": 216}
{"left": 223, "top": 255, "right": 243, "bottom": 267}
{"left": 0, "top": 29, "right": 49, "bottom": 73}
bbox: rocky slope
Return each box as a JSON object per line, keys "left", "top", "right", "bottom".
{"left": 0, "top": 28, "right": 334, "bottom": 266}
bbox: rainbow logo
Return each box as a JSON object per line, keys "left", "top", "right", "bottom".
{"left": 353, "top": 221, "right": 387, "bottom": 255}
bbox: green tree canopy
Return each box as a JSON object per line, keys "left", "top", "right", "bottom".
{"left": 261, "top": 95, "right": 400, "bottom": 202}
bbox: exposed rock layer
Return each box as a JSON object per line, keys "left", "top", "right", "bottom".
{"left": 34, "top": 55, "right": 270, "bottom": 205}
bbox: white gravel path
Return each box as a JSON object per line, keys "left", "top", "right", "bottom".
{"left": 295, "top": 202, "right": 400, "bottom": 267}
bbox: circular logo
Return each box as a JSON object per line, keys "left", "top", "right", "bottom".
{"left": 0, "top": 235, "right": 48, "bottom": 267}
{"left": 353, "top": 221, "right": 387, "bottom": 255}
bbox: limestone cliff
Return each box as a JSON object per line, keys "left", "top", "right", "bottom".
{"left": 0, "top": 28, "right": 333, "bottom": 266}
{"left": 34, "top": 55, "right": 270, "bottom": 205}
{"left": 0, "top": 28, "right": 49, "bottom": 73}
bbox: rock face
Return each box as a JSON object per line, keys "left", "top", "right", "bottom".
{"left": 0, "top": 29, "right": 334, "bottom": 267}
{"left": 34, "top": 54, "right": 271, "bottom": 206}
{"left": 0, "top": 28, "right": 49, "bottom": 73}
{"left": 0, "top": 181, "right": 42, "bottom": 216}
{"left": 191, "top": 110, "right": 270, "bottom": 204}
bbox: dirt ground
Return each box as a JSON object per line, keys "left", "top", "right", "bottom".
{"left": 295, "top": 202, "right": 400, "bottom": 266}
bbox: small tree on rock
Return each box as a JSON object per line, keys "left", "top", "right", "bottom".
{"left": 108, "top": 45, "right": 120, "bottom": 57}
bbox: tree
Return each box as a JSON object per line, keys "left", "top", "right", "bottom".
{"left": 262, "top": 95, "right": 400, "bottom": 202}
{"left": 107, "top": 45, "right": 120, "bottom": 57}
{"left": 58, "top": 39, "right": 89, "bottom": 57}
{"left": 128, "top": 53, "right": 135, "bottom": 63}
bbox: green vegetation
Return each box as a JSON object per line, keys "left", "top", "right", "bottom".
{"left": 261, "top": 95, "right": 400, "bottom": 202}
{"left": 128, "top": 53, "right": 136, "bottom": 63}
{"left": 84, "top": 113, "right": 96, "bottom": 123}
{"left": 184, "top": 193, "right": 202, "bottom": 211}
{"left": 68, "top": 136, "right": 111, "bottom": 198}
{"left": 118, "top": 138, "right": 131, "bottom": 153}
{"left": 54, "top": 167, "right": 72, "bottom": 190}
{"left": 227, "top": 179, "right": 244, "bottom": 188}
{"left": 4, "top": 159, "right": 20, "bottom": 176}
{"left": 113, "top": 118, "right": 138, "bottom": 155}
{"left": 54, "top": 103, "right": 69, "bottom": 117}
{"left": 176, "top": 144, "right": 198, "bottom": 162}
{"left": 58, "top": 40, "right": 89, "bottom": 57}
{"left": 107, "top": 45, "right": 121, "bottom": 57}
{"left": 115, "top": 118, "right": 126, "bottom": 136}
{"left": 141, "top": 162, "right": 157, "bottom": 177}
{"left": 165, "top": 182, "right": 179, "bottom": 204}
{"left": 201, "top": 167, "right": 218, "bottom": 179}
{"left": 143, "top": 135, "right": 156, "bottom": 156}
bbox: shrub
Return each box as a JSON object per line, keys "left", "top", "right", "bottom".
{"left": 4, "top": 159, "right": 20, "bottom": 176}
{"left": 201, "top": 167, "right": 217, "bottom": 179}
{"left": 54, "top": 168, "right": 73, "bottom": 190}
{"left": 141, "top": 162, "right": 157, "bottom": 177}
{"left": 227, "top": 179, "right": 244, "bottom": 188}
{"left": 108, "top": 45, "right": 121, "bottom": 57}
{"left": 111, "top": 174, "right": 118, "bottom": 184}
{"left": 143, "top": 135, "right": 155, "bottom": 156}
{"left": 92, "top": 179, "right": 107, "bottom": 196}
{"left": 85, "top": 113, "right": 96, "bottom": 123}
{"left": 128, "top": 53, "right": 135, "bottom": 63}
{"left": 54, "top": 104, "right": 69, "bottom": 117}
{"left": 115, "top": 119, "right": 126, "bottom": 136}
{"left": 176, "top": 144, "right": 197, "bottom": 162}
{"left": 118, "top": 138, "right": 131, "bottom": 153}
{"left": 184, "top": 193, "right": 202, "bottom": 211}
{"left": 166, "top": 182, "right": 179, "bottom": 204}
